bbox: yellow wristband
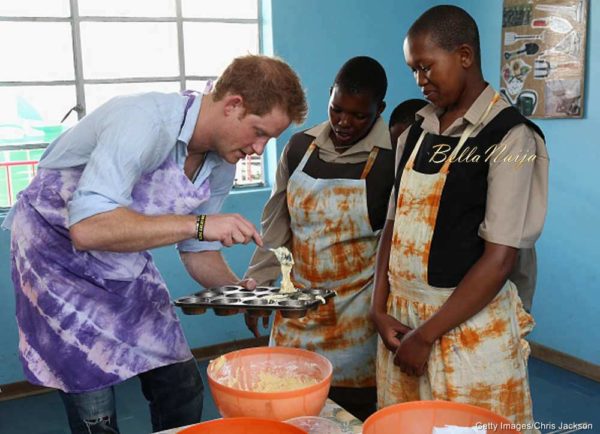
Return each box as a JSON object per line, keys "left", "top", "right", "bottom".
{"left": 196, "top": 214, "right": 207, "bottom": 241}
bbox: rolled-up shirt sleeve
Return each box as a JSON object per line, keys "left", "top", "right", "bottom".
{"left": 244, "top": 143, "right": 293, "bottom": 286}
{"left": 177, "top": 158, "right": 236, "bottom": 252}
{"left": 478, "top": 124, "right": 549, "bottom": 248}
{"left": 68, "top": 105, "right": 169, "bottom": 226}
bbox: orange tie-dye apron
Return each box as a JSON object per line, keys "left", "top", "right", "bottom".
{"left": 270, "top": 143, "right": 380, "bottom": 387}
{"left": 376, "top": 96, "right": 539, "bottom": 433}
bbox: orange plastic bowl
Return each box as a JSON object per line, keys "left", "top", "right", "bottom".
{"left": 178, "top": 417, "right": 307, "bottom": 434}
{"left": 364, "top": 401, "right": 520, "bottom": 434}
{"left": 207, "top": 346, "right": 332, "bottom": 421}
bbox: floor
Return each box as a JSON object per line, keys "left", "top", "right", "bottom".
{"left": 0, "top": 358, "right": 598, "bottom": 433}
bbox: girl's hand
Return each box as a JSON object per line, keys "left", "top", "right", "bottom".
{"left": 393, "top": 328, "right": 433, "bottom": 377}
{"left": 244, "top": 312, "right": 270, "bottom": 337}
{"left": 238, "top": 278, "right": 270, "bottom": 337}
{"left": 371, "top": 311, "right": 412, "bottom": 353}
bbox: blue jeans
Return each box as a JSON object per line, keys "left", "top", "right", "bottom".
{"left": 59, "top": 358, "right": 204, "bottom": 434}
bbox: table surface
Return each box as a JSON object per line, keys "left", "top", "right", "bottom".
{"left": 154, "top": 398, "right": 363, "bottom": 433}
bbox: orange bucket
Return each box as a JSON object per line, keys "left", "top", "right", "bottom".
{"left": 363, "top": 401, "right": 520, "bottom": 434}
{"left": 207, "top": 346, "right": 332, "bottom": 421}
{"left": 177, "top": 417, "right": 307, "bottom": 434}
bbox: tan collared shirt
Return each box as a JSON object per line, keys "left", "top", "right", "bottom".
{"left": 245, "top": 117, "right": 392, "bottom": 285}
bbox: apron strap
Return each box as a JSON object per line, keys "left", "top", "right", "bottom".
{"left": 296, "top": 141, "right": 318, "bottom": 172}
{"left": 298, "top": 141, "right": 382, "bottom": 180}
{"left": 360, "top": 147, "right": 380, "bottom": 179}
{"left": 406, "top": 130, "right": 428, "bottom": 170}
{"left": 439, "top": 93, "right": 501, "bottom": 173}
{"left": 407, "top": 93, "right": 501, "bottom": 175}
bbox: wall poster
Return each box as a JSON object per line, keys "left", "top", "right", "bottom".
{"left": 501, "top": 0, "right": 588, "bottom": 118}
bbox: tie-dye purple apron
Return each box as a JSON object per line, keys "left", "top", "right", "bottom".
{"left": 8, "top": 95, "right": 210, "bottom": 393}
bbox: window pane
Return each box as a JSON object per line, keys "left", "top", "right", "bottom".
{"left": 78, "top": 0, "right": 175, "bottom": 17}
{"left": 0, "top": 148, "right": 46, "bottom": 207}
{"left": 184, "top": 23, "right": 258, "bottom": 76}
{"left": 0, "top": 85, "right": 74, "bottom": 208}
{"left": 235, "top": 155, "right": 264, "bottom": 186}
{"left": 0, "top": 22, "right": 74, "bottom": 81}
{"left": 0, "top": 0, "right": 70, "bottom": 17}
{"left": 85, "top": 82, "right": 181, "bottom": 112}
{"left": 182, "top": 0, "right": 257, "bottom": 18}
{"left": 81, "top": 22, "right": 179, "bottom": 79}
{"left": 0, "top": 86, "right": 76, "bottom": 146}
{"left": 185, "top": 80, "right": 210, "bottom": 93}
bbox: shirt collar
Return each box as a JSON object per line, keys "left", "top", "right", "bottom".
{"left": 415, "top": 104, "right": 442, "bottom": 134}
{"left": 416, "top": 84, "right": 496, "bottom": 133}
{"left": 463, "top": 84, "right": 497, "bottom": 126}
{"left": 177, "top": 95, "right": 202, "bottom": 149}
{"left": 303, "top": 116, "right": 391, "bottom": 155}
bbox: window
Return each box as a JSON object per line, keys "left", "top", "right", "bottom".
{"left": 0, "top": 0, "right": 262, "bottom": 209}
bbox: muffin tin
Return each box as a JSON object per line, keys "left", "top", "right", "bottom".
{"left": 173, "top": 286, "right": 336, "bottom": 319}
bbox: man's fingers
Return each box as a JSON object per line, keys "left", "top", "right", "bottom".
{"left": 231, "top": 224, "right": 251, "bottom": 243}
{"left": 231, "top": 214, "right": 256, "bottom": 236}
{"left": 239, "top": 222, "right": 260, "bottom": 245}
{"left": 253, "top": 231, "right": 264, "bottom": 247}
{"left": 231, "top": 229, "right": 246, "bottom": 245}
{"left": 237, "top": 278, "right": 257, "bottom": 290}
{"left": 225, "top": 215, "right": 258, "bottom": 245}
{"left": 203, "top": 214, "right": 260, "bottom": 246}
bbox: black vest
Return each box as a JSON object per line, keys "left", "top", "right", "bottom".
{"left": 394, "top": 107, "right": 544, "bottom": 288}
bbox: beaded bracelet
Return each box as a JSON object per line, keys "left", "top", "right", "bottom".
{"left": 196, "top": 214, "right": 207, "bottom": 241}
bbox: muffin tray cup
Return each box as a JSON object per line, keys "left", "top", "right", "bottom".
{"left": 173, "top": 286, "right": 336, "bottom": 319}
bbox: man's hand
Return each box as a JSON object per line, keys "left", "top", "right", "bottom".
{"left": 203, "top": 214, "right": 263, "bottom": 247}
{"left": 237, "top": 278, "right": 257, "bottom": 290}
{"left": 371, "top": 310, "right": 412, "bottom": 353}
{"left": 393, "top": 328, "right": 433, "bottom": 377}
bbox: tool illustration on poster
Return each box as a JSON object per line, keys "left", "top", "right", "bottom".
{"left": 531, "top": 15, "right": 573, "bottom": 33}
{"left": 501, "top": 0, "right": 588, "bottom": 118}
{"left": 503, "top": 58, "right": 532, "bottom": 95}
{"left": 504, "top": 31, "right": 546, "bottom": 46}
{"left": 535, "top": 0, "right": 584, "bottom": 23}
{"left": 500, "top": 88, "right": 539, "bottom": 117}
{"left": 534, "top": 58, "right": 579, "bottom": 80}
{"left": 504, "top": 42, "right": 540, "bottom": 60}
